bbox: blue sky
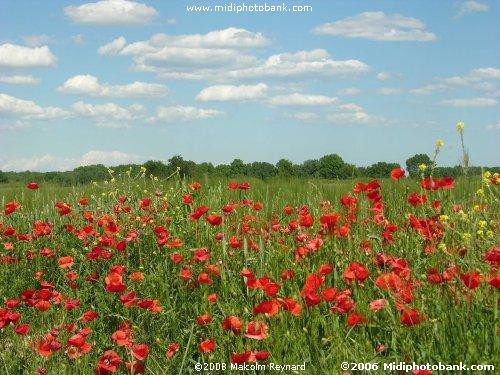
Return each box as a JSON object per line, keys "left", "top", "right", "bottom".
{"left": 0, "top": 0, "right": 498, "bottom": 171}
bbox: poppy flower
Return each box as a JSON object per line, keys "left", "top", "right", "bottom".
{"left": 166, "top": 343, "right": 180, "bottom": 358}
{"left": 401, "top": 308, "right": 425, "bottom": 326}
{"left": 27, "top": 182, "right": 39, "bottom": 190}
{"left": 97, "top": 350, "right": 122, "bottom": 373}
{"left": 198, "top": 339, "right": 216, "bottom": 353}
{"left": 15, "top": 324, "right": 30, "bottom": 335}
{"left": 239, "top": 182, "right": 250, "bottom": 190}
{"left": 347, "top": 312, "right": 367, "bottom": 326}
{"left": 390, "top": 168, "right": 405, "bottom": 180}
{"left": 132, "top": 344, "right": 149, "bottom": 361}
{"left": 206, "top": 214, "right": 223, "bottom": 226}
{"left": 244, "top": 320, "right": 269, "bottom": 340}
{"left": 105, "top": 272, "right": 126, "bottom": 293}
{"left": 369, "top": 299, "right": 388, "bottom": 311}
{"left": 222, "top": 316, "right": 243, "bottom": 333}
{"left": 460, "top": 271, "right": 482, "bottom": 289}
{"left": 343, "top": 262, "right": 369, "bottom": 283}
{"left": 58, "top": 256, "right": 74, "bottom": 269}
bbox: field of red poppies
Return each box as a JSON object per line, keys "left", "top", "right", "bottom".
{"left": 0, "top": 166, "right": 498, "bottom": 374}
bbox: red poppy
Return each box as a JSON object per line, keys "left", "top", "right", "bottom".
{"left": 244, "top": 320, "right": 268, "bottom": 340}
{"left": 132, "top": 344, "right": 149, "bottom": 361}
{"left": 347, "top": 312, "right": 367, "bottom": 326}
{"left": 390, "top": 168, "right": 405, "bottom": 180}
{"left": 166, "top": 343, "right": 180, "bottom": 358}
{"left": 27, "top": 182, "right": 39, "bottom": 190}
{"left": 460, "top": 271, "right": 482, "bottom": 289}
{"left": 198, "top": 339, "right": 216, "bottom": 353}
{"left": 58, "top": 256, "right": 74, "bottom": 269}
{"left": 222, "top": 316, "right": 243, "bottom": 333}
{"left": 343, "top": 262, "right": 369, "bottom": 283}
{"left": 401, "top": 308, "right": 425, "bottom": 326}
{"left": 97, "top": 350, "right": 122, "bottom": 373}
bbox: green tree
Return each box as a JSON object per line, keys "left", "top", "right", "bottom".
{"left": 276, "top": 159, "right": 296, "bottom": 177}
{"left": 142, "top": 160, "right": 169, "bottom": 178}
{"left": 299, "top": 159, "right": 319, "bottom": 177}
{"left": 230, "top": 159, "right": 247, "bottom": 176}
{"left": 247, "top": 162, "right": 277, "bottom": 179}
{"left": 364, "top": 162, "right": 400, "bottom": 178}
{"left": 0, "top": 170, "right": 8, "bottom": 183}
{"left": 318, "top": 154, "right": 350, "bottom": 179}
{"left": 406, "top": 154, "right": 432, "bottom": 178}
{"left": 167, "top": 155, "right": 192, "bottom": 177}
{"left": 72, "top": 165, "right": 108, "bottom": 184}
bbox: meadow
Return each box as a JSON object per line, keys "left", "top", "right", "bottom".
{"left": 0, "top": 169, "right": 498, "bottom": 374}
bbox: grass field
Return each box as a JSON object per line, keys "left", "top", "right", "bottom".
{"left": 0, "top": 172, "right": 498, "bottom": 374}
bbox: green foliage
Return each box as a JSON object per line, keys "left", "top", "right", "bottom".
{"left": 364, "top": 162, "right": 400, "bottom": 178}
{"left": 406, "top": 153, "right": 432, "bottom": 178}
{"left": 276, "top": 159, "right": 296, "bottom": 177}
{"left": 0, "top": 170, "right": 7, "bottom": 183}
{"left": 247, "top": 161, "right": 277, "bottom": 179}
{"left": 318, "top": 154, "right": 353, "bottom": 179}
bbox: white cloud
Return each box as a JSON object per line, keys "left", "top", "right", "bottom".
{"left": 376, "top": 72, "right": 391, "bottom": 81}
{"left": 269, "top": 93, "right": 338, "bottom": 106}
{"left": 71, "top": 34, "right": 85, "bottom": 44}
{"left": 22, "top": 34, "right": 53, "bottom": 47}
{"left": 0, "top": 154, "right": 62, "bottom": 172}
{"left": 0, "top": 75, "right": 40, "bottom": 85}
{"left": 221, "top": 49, "right": 369, "bottom": 81}
{"left": 0, "top": 120, "right": 31, "bottom": 131}
{"left": 0, "top": 93, "right": 70, "bottom": 119}
{"left": 327, "top": 103, "right": 389, "bottom": 125}
{"left": 378, "top": 87, "right": 402, "bottom": 95}
{"left": 71, "top": 101, "right": 143, "bottom": 123}
{"left": 166, "top": 18, "right": 177, "bottom": 25}
{"left": 98, "top": 37, "right": 127, "bottom": 55}
{"left": 289, "top": 112, "right": 318, "bottom": 122}
{"left": 440, "top": 97, "right": 497, "bottom": 107}
{"left": 456, "top": 1, "right": 489, "bottom": 18}
{"left": 64, "top": 0, "right": 158, "bottom": 26}
{"left": 313, "top": 12, "right": 436, "bottom": 41}
{"left": 80, "top": 150, "right": 141, "bottom": 166}
{"left": 486, "top": 123, "right": 500, "bottom": 131}
{"left": 151, "top": 105, "right": 224, "bottom": 123}
{"left": 0, "top": 43, "right": 57, "bottom": 68}
{"left": 336, "top": 87, "right": 361, "bottom": 95}
{"left": 196, "top": 83, "right": 267, "bottom": 102}
{"left": 59, "top": 74, "right": 169, "bottom": 98}
{"left": 0, "top": 150, "right": 142, "bottom": 171}
{"left": 101, "top": 29, "right": 367, "bottom": 81}
{"left": 410, "top": 67, "right": 500, "bottom": 95}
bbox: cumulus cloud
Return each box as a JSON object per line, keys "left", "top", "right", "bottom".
{"left": 80, "top": 150, "right": 141, "bottom": 165}
{"left": 100, "top": 29, "right": 367, "bottom": 81}
{"left": 376, "top": 72, "right": 391, "bottom": 81}
{"left": 64, "top": 0, "right": 158, "bottom": 26}
{"left": 440, "top": 97, "right": 498, "bottom": 107}
{"left": 196, "top": 83, "right": 267, "bottom": 102}
{"left": 313, "top": 12, "right": 436, "bottom": 41}
{"left": 150, "top": 105, "right": 224, "bottom": 123}
{"left": 0, "top": 43, "right": 57, "bottom": 68}
{"left": 71, "top": 34, "right": 85, "bottom": 44}
{"left": 0, "top": 150, "right": 142, "bottom": 172}
{"left": 71, "top": 101, "right": 144, "bottom": 124}
{"left": 22, "top": 34, "right": 53, "bottom": 47}
{"left": 288, "top": 112, "right": 318, "bottom": 122}
{"left": 269, "top": 93, "right": 338, "bottom": 106}
{"left": 0, "top": 75, "right": 40, "bottom": 85}
{"left": 0, "top": 93, "right": 70, "bottom": 119}
{"left": 455, "top": 1, "right": 489, "bottom": 18}
{"left": 410, "top": 67, "right": 500, "bottom": 95}
{"left": 58, "top": 74, "right": 169, "bottom": 98}
{"left": 98, "top": 37, "right": 127, "bottom": 55}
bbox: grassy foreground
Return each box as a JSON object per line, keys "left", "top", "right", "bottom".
{"left": 0, "top": 173, "right": 498, "bottom": 374}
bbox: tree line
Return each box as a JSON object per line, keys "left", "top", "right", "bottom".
{"left": 0, "top": 153, "right": 498, "bottom": 186}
